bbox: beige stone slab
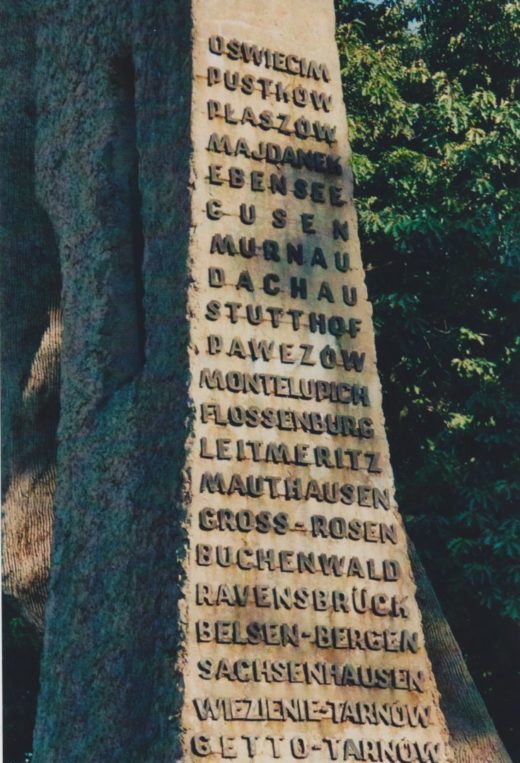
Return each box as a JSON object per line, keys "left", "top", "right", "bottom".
{"left": 180, "top": 1, "right": 453, "bottom": 760}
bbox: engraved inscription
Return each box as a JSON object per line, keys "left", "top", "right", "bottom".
{"left": 183, "top": 2, "right": 451, "bottom": 760}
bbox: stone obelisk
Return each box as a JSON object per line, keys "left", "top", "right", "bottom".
{"left": 180, "top": 1, "right": 452, "bottom": 760}
{"left": 27, "top": 1, "right": 455, "bottom": 761}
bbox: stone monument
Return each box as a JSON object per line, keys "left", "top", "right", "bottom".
{"left": 181, "top": 1, "right": 452, "bottom": 759}
{"left": 11, "top": 0, "right": 511, "bottom": 759}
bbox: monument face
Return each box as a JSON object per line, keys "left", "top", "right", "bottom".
{"left": 183, "top": 2, "right": 452, "bottom": 760}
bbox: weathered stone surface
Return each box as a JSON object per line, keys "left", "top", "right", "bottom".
{"left": 1, "top": 0, "right": 61, "bottom": 631}
{"left": 180, "top": 1, "right": 451, "bottom": 759}
{"left": 30, "top": 1, "right": 193, "bottom": 760}
{"left": 0, "top": 1, "right": 510, "bottom": 761}
{"left": 411, "top": 543, "right": 512, "bottom": 763}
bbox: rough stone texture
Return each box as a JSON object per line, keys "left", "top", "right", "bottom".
{"left": 1, "top": 0, "right": 61, "bottom": 631}
{"left": 411, "top": 543, "right": 512, "bottom": 763}
{"left": 181, "top": 2, "right": 451, "bottom": 759}
{"left": 0, "top": 1, "right": 512, "bottom": 762}
{"left": 28, "top": 1, "right": 193, "bottom": 760}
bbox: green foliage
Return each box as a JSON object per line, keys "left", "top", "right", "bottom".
{"left": 335, "top": 7, "right": 520, "bottom": 752}
{"left": 335, "top": 0, "right": 520, "bottom": 620}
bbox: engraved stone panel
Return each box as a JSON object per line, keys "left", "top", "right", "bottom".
{"left": 182, "top": 2, "right": 453, "bottom": 760}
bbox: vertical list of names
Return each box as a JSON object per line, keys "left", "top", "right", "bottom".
{"left": 183, "top": 5, "right": 450, "bottom": 761}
